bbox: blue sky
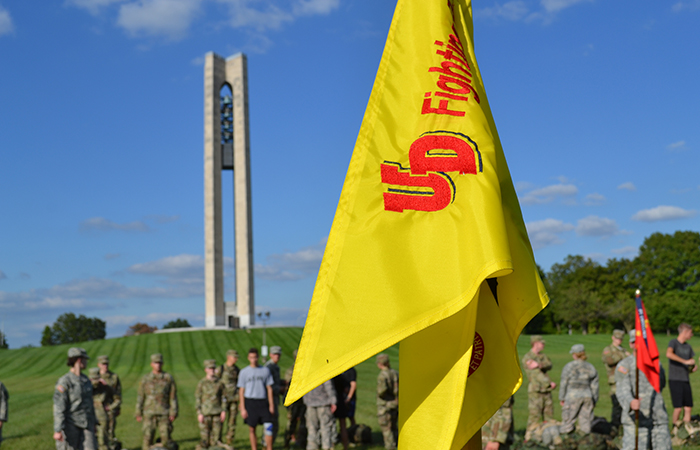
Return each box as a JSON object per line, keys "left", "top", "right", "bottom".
{"left": 1, "top": 0, "right": 699, "bottom": 347}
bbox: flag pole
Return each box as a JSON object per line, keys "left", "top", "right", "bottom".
{"left": 634, "top": 289, "right": 640, "bottom": 450}
{"left": 461, "top": 429, "right": 481, "bottom": 450}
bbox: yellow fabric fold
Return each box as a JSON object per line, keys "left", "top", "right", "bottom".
{"left": 286, "top": 0, "right": 548, "bottom": 447}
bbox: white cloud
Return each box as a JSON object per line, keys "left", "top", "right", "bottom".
{"left": 477, "top": 0, "right": 590, "bottom": 23}
{"left": 128, "top": 253, "right": 203, "bottom": 282}
{"left": 65, "top": 0, "right": 126, "bottom": 15}
{"left": 631, "top": 205, "right": 698, "bottom": 222}
{"left": 67, "top": 0, "right": 342, "bottom": 44}
{"left": 477, "top": 1, "right": 530, "bottom": 21}
{"left": 617, "top": 182, "right": 636, "bottom": 191}
{"left": 255, "top": 240, "right": 325, "bottom": 281}
{"left": 80, "top": 216, "right": 150, "bottom": 232}
{"left": 667, "top": 140, "right": 687, "bottom": 151}
{"left": 673, "top": 0, "right": 700, "bottom": 12}
{"left": 611, "top": 246, "right": 638, "bottom": 258}
{"left": 541, "top": 0, "right": 591, "bottom": 13}
{"left": 117, "top": 0, "right": 202, "bottom": 40}
{"left": 526, "top": 219, "right": 574, "bottom": 250}
{"left": 293, "top": 0, "right": 339, "bottom": 16}
{"left": 0, "top": 6, "right": 14, "bottom": 35}
{"left": 0, "top": 275, "right": 204, "bottom": 313}
{"left": 575, "top": 216, "right": 618, "bottom": 237}
{"left": 520, "top": 183, "right": 578, "bottom": 205}
{"left": 217, "top": 0, "right": 293, "bottom": 31}
{"left": 584, "top": 192, "right": 605, "bottom": 206}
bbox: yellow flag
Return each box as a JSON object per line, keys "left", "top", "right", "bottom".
{"left": 286, "top": 0, "right": 548, "bottom": 447}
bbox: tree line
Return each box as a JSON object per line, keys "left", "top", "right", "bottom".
{"left": 526, "top": 230, "right": 700, "bottom": 335}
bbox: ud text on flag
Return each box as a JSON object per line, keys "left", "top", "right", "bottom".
{"left": 285, "top": 0, "right": 549, "bottom": 448}
{"left": 635, "top": 291, "right": 661, "bottom": 392}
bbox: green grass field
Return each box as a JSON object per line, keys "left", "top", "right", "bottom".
{"left": 0, "top": 329, "right": 696, "bottom": 449}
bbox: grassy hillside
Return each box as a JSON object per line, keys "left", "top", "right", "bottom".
{"left": 0, "top": 329, "right": 696, "bottom": 449}
{"left": 0, "top": 328, "right": 397, "bottom": 450}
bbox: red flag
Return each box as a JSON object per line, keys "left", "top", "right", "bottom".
{"left": 635, "top": 290, "right": 661, "bottom": 392}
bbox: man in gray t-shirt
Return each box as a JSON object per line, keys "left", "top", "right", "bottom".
{"left": 666, "top": 323, "right": 697, "bottom": 423}
{"left": 238, "top": 348, "right": 274, "bottom": 450}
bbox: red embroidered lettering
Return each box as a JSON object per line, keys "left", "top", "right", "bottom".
{"left": 408, "top": 134, "right": 477, "bottom": 175}
{"left": 381, "top": 163, "right": 454, "bottom": 212}
{"left": 421, "top": 93, "right": 465, "bottom": 116}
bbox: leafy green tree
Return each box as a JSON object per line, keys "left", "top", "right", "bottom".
{"left": 0, "top": 330, "right": 8, "bottom": 349}
{"left": 547, "top": 255, "right": 605, "bottom": 334}
{"left": 125, "top": 322, "right": 157, "bottom": 336}
{"left": 162, "top": 318, "right": 192, "bottom": 329}
{"left": 597, "top": 257, "right": 638, "bottom": 331}
{"left": 41, "top": 313, "right": 106, "bottom": 346}
{"left": 635, "top": 231, "right": 700, "bottom": 332}
{"left": 636, "top": 231, "right": 700, "bottom": 295}
{"left": 524, "top": 265, "right": 557, "bottom": 334}
{"left": 41, "top": 325, "right": 54, "bottom": 346}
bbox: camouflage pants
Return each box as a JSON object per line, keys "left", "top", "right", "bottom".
{"left": 559, "top": 397, "right": 594, "bottom": 434}
{"left": 526, "top": 392, "right": 553, "bottom": 440}
{"left": 621, "top": 424, "right": 672, "bottom": 450}
{"left": 377, "top": 406, "right": 398, "bottom": 450}
{"left": 56, "top": 423, "right": 98, "bottom": 450}
{"left": 306, "top": 405, "right": 334, "bottom": 450}
{"left": 142, "top": 415, "right": 174, "bottom": 450}
{"left": 106, "top": 410, "right": 119, "bottom": 448}
{"left": 198, "top": 415, "right": 222, "bottom": 448}
{"left": 95, "top": 406, "right": 109, "bottom": 450}
{"left": 224, "top": 401, "right": 238, "bottom": 445}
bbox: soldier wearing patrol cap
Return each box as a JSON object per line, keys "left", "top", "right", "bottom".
{"left": 521, "top": 335, "right": 556, "bottom": 440}
{"left": 97, "top": 355, "right": 122, "bottom": 450}
{"left": 602, "top": 329, "right": 629, "bottom": 429}
{"left": 219, "top": 349, "right": 240, "bottom": 445}
{"left": 264, "top": 346, "right": 282, "bottom": 443}
{"left": 376, "top": 353, "right": 398, "bottom": 450}
{"left": 53, "top": 347, "right": 98, "bottom": 450}
{"left": 195, "top": 359, "right": 226, "bottom": 449}
{"left": 615, "top": 330, "right": 672, "bottom": 450}
{"left": 89, "top": 367, "right": 112, "bottom": 450}
{"left": 135, "top": 353, "right": 178, "bottom": 450}
{"left": 558, "top": 344, "right": 599, "bottom": 435}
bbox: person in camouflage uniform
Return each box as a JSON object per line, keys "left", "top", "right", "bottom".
{"left": 0, "top": 379, "right": 8, "bottom": 447}
{"left": 376, "top": 353, "right": 398, "bottom": 450}
{"left": 521, "top": 336, "right": 556, "bottom": 441}
{"left": 218, "top": 349, "right": 240, "bottom": 446}
{"left": 89, "top": 368, "right": 113, "bottom": 450}
{"left": 97, "top": 355, "right": 121, "bottom": 450}
{"left": 303, "top": 380, "right": 337, "bottom": 450}
{"left": 53, "top": 347, "right": 98, "bottom": 450}
{"left": 264, "top": 346, "right": 282, "bottom": 444}
{"left": 283, "top": 349, "right": 306, "bottom": 449}
{"left": 615, "top": 330, "right": 671, "bottom": 450}
{"left": 135, "top": 353, "right": 178, "bottom": 450}
{"left": 558, "top": 344, "right": 599, "bottom": 435}
{"left": 481, "top": 397, "right": 514, "bottom": 450}
{"left": 601, "top": 329, "right": 629, "bottom": 429}
{"left": 195, "top": 359, "right": 226, "bottom": 449}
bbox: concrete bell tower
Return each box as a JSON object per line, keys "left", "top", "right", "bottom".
{"left": 204, "top": 52, "right": 254, "bottom": 328}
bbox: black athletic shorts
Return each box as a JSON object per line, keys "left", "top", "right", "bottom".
{"left": 669, "top": 380, "right": 693, "bottom": 408}
{"left": 243, "top": 398, "right": 273, "bottom": 427}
